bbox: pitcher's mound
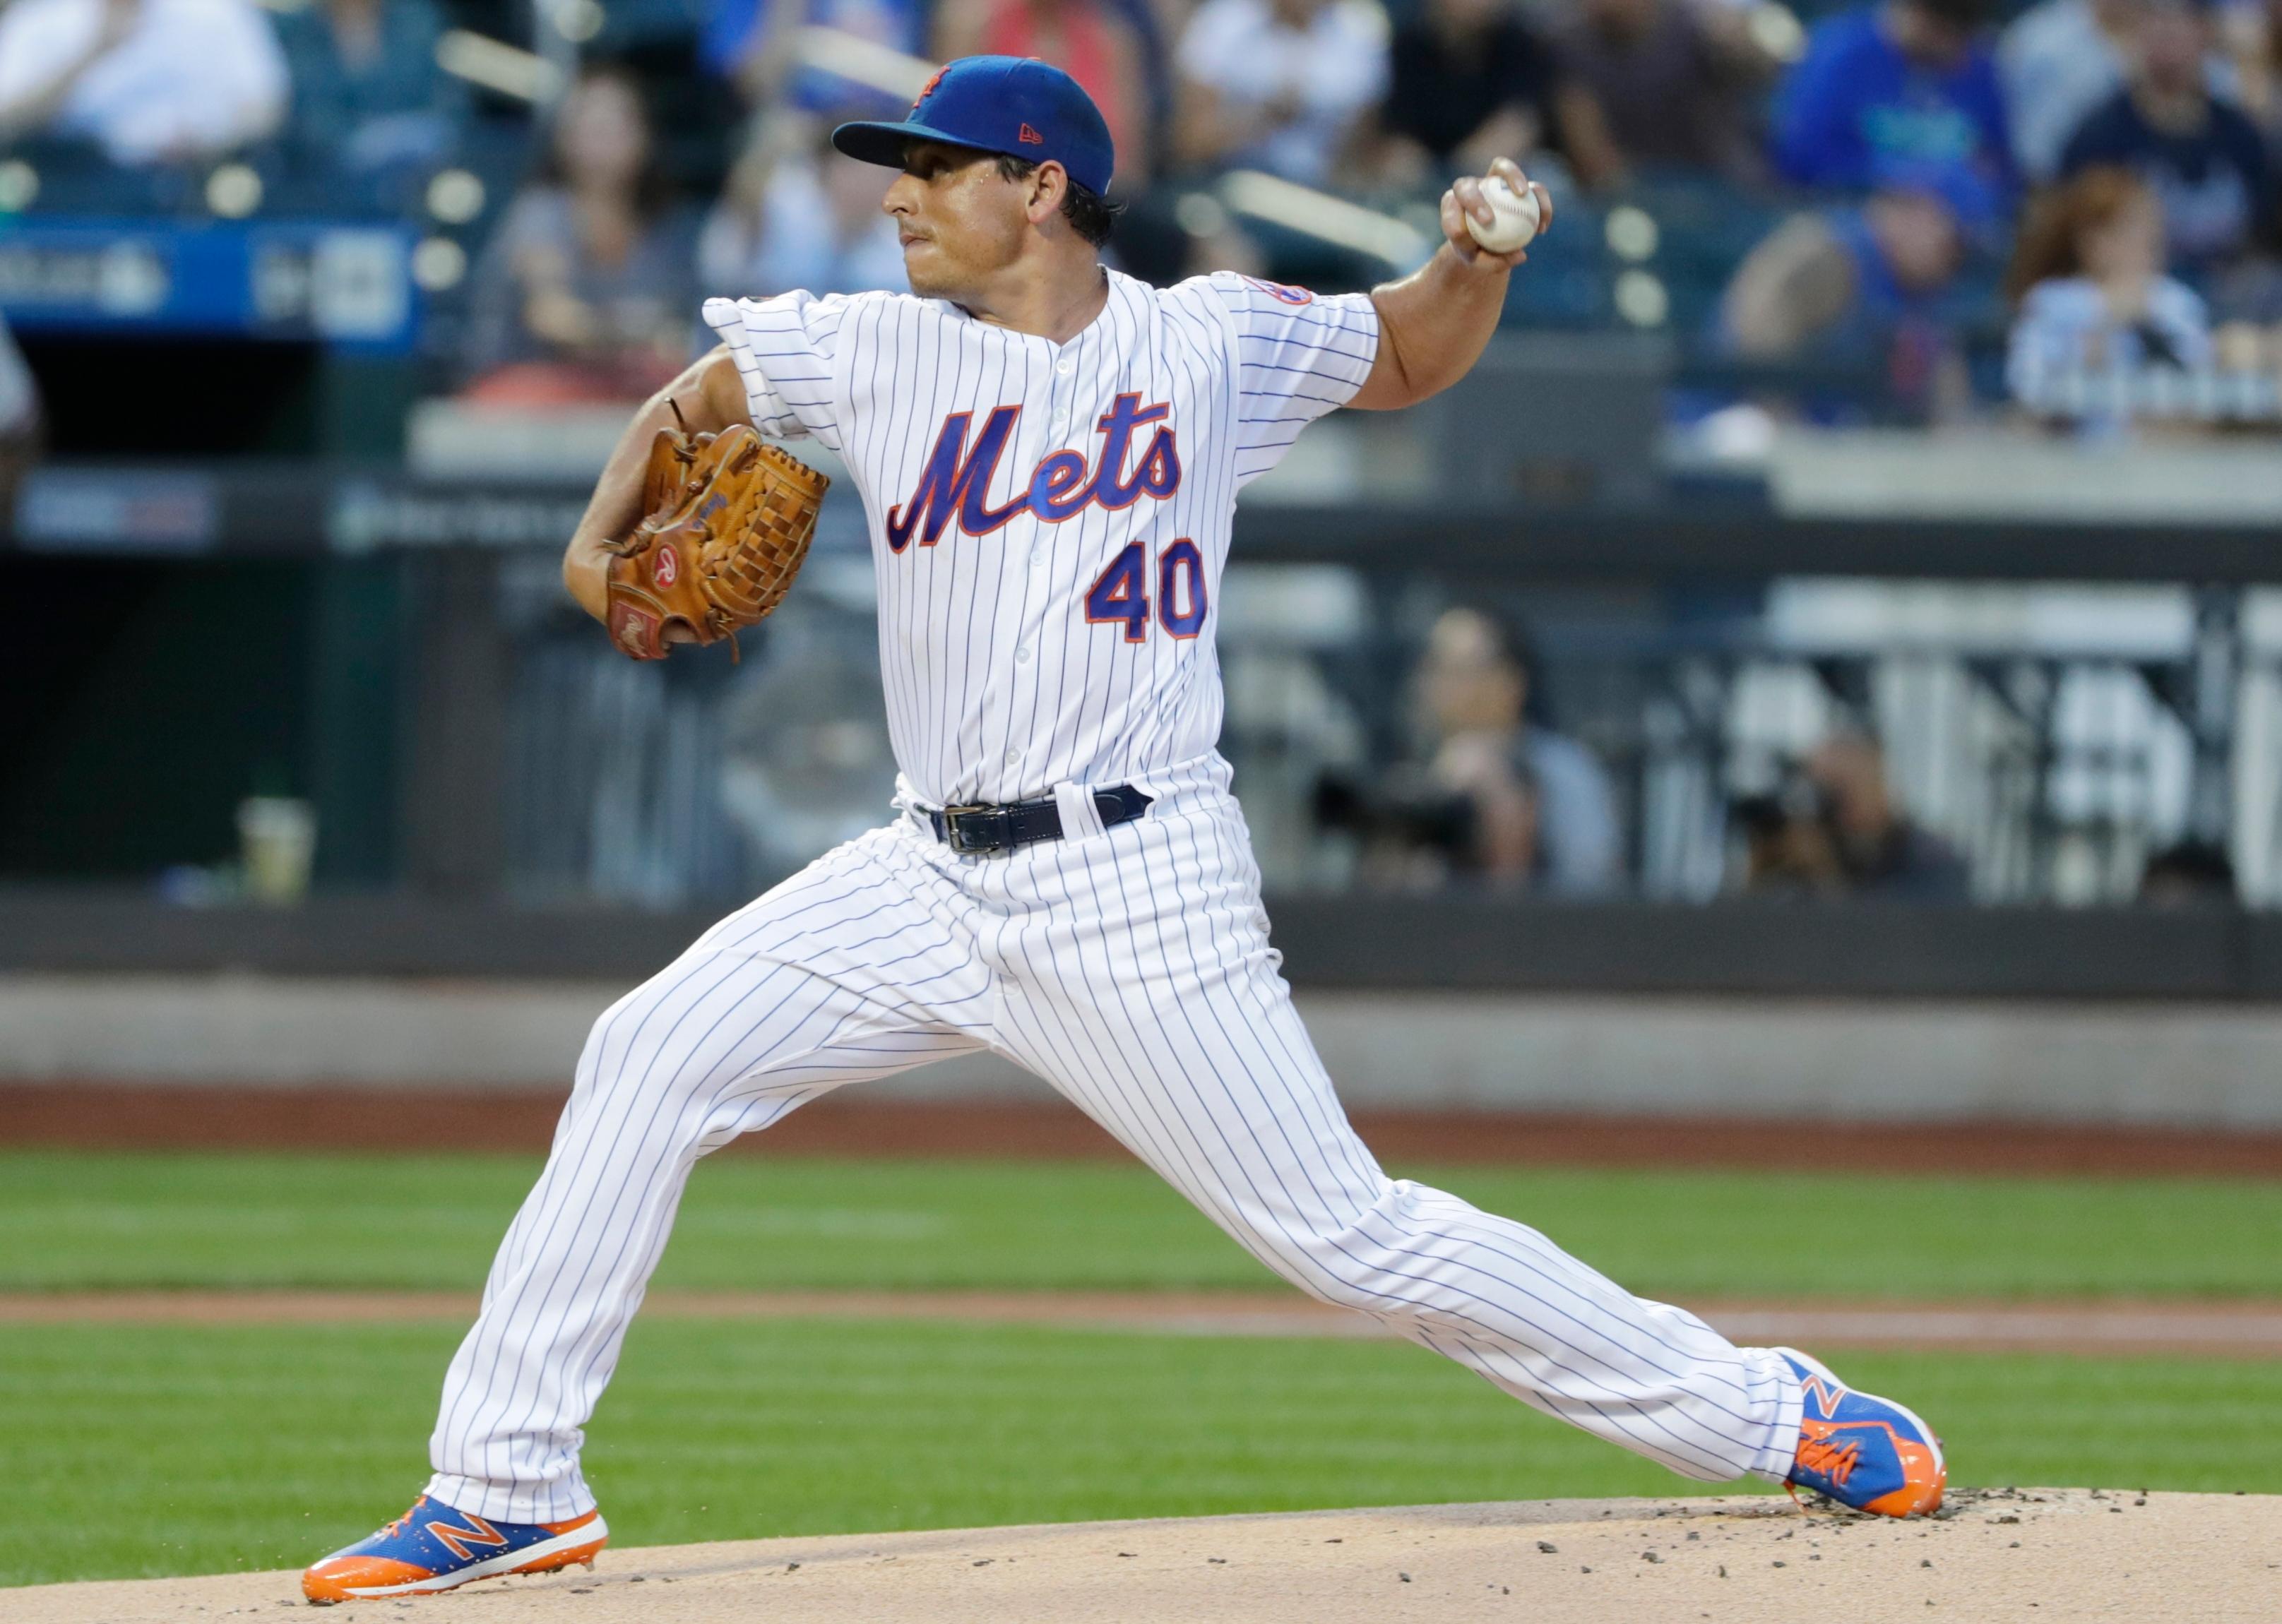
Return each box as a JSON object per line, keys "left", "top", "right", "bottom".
{"left": 15, "top": 1489, "right": 2279, "bottom": 1623}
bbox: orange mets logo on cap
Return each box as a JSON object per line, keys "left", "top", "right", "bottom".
{"left": 912, "top": 66, "right": 947, "bottom": 110}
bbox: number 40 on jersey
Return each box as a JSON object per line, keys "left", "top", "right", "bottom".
{"left": 1085, "top": 538, "right": 1207, "bottom": 643}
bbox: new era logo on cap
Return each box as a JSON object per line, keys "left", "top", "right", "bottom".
{"left": 833, "top": 56, "right": 1115, "bottom": 196}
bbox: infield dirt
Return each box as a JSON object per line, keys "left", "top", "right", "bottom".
{"left": 13, "top": 1490, "right": 2278, "bottom": 1623}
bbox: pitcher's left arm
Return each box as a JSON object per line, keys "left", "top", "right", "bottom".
{"left": 561, "top": 347, "right": 751, "bottom": 622}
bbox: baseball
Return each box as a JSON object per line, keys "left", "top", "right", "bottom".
{"left": 1466, "top": 174, "right": 1541, "bottom": 255}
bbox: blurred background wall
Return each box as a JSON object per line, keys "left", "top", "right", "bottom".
{"left": 7, "top": 0, "right": 2282, "bottom": 1131}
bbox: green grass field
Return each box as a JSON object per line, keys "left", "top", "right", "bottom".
{"left": 5, "top": 1321, "right": 2277, "bottom": 1589}
{"left": 8, "top": 1150, "right": 2282, "bottom": 1298}
{"left": 5, "top": 1150, "right": 2281, "bottom": 1589}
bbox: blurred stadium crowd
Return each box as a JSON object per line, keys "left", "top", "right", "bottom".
{"left": 3, "top": 0, "right": 2278, "bottom": 914}
{"left": 4, "top": 0, "right": 2282, "bottom": 422}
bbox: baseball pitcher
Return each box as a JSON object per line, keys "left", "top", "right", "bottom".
{"left": 304, "top": 57, "right": 1944, "bottom": 1604}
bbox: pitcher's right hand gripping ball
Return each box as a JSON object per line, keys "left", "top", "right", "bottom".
{"left": 1446, "top": 157, "right": 1552, "bottom": 266}
{"left": 600, "top": 417, "right": 829, "bottom": 660}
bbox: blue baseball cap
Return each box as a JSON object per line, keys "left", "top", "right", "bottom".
{"left": 832, "top": 56, "right": 1115, "bottom": 197}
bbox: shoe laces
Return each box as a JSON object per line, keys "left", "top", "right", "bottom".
{"left": 1797, "top": 1433, "right": 1860, "bottom": 1488}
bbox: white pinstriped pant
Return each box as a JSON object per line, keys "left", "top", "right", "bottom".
{"left": 427, "top": 786, "right": 1804, "bottom": 1521}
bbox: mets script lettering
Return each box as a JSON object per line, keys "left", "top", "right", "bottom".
{"left": 886, "top": 393, "right": 1181, "bottom": 552}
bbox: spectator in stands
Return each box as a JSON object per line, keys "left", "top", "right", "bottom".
{"left": 462, "top": 67, "right": 699, "bottom": 404}
{"left": 1999, "top": 0, "right": 2146, "bottom": 183}
{"left": 2227, "top": 0, "right": 2282, "bottom": 150}
{"left": 1375, "top": 0, "right": 1566, "bottom": 189}
{"left": 0, "top": 316, "right": 41, "bottom": 511}
{"left": 699, "top": 112, "right": 907, "bottom": 297}
{"left": 1738, "top": 731, "right": 1970, "bottom": 900}
{"left": 1174, "top": 0, "right": 1390, "bottom": 189}
{"left": 702, "top": 0, "right": 929, "bottom": 119}
{"left": 2139, "top": 837, "right": 2237, "bottom": 903}
{"left": 2059, "top": 0, "right": 2273, "bottom": 278}
{"left": 1721, "top": 183, "right": 1972, "bottom": 412}
{"left": 271, "top": 0, "right": 460, "bottom": 177}
{"left": 935, "top": 0, "right": 1152, "bottom": 183}
{"left": 1551, "top": 0, "right": 1774, "bottom": 189}
{"left": 1771, "top": 0, "right": 2014, "bottom": 230}
{"left": 0, "top": 0, "right": 286, "bottom": 166}
{"left": 1413, "top": 606, "right": 1622, "bottom": 895}
{"left": 2006, "top": 165, "right": 2212, "bottom": 431}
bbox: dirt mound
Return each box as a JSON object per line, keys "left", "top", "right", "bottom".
{"left": 13, "top": 1490, "right": 2278, "bottom": 1623}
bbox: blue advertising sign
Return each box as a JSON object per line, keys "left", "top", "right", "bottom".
{"left": 0, "top": 220, "right": 419, "bottom": 350}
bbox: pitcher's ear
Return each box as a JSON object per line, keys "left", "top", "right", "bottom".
{"left": 1031, "top": 161, "right": 1069, "bottom": 221}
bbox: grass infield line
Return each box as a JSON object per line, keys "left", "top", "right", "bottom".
{"left": 18, "top": 1086, "right": 2282, "bottom": 1175}
{"left": 4, "top": 1289, "right": 2279, "bottom": 1356}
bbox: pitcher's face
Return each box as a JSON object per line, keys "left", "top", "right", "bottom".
{"left": 883, "top": 142, "right": 1030, "bottom": 301}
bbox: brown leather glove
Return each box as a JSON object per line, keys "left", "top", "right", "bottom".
{"left": 600, "top": 422, "right": 829, "bottom": 660}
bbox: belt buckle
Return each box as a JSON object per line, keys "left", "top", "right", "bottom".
{"left": 941, "top": 804, "right": 1011, "bottom": 855}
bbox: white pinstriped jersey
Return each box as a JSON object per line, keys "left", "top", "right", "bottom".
{"left": 701, "top": 268, "right": 1379, "bottom": 809}
{"left": 425, "top": 275, "right": 1815, "bottom": 1533}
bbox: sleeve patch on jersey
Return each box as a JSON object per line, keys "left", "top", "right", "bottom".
{"left": 1240, "top": 276, "right": 1315, "bottom": 306}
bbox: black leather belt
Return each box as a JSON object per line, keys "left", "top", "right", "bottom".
{"left": 927, "top": 785, "right": 1153, "bottom": 855}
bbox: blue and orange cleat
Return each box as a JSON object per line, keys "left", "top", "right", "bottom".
{"left": 1778, "top": 1348, "right": 1947, "bottom": 1518}
{"left": 301, "top": 1495, "right": 608, "bottom": 1604}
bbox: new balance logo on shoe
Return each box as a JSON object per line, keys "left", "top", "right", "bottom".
{"left": 427, "top": 1512, "right": 509, "bottom": 1562}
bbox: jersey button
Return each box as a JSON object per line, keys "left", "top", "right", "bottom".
{"left": 1005, "top": 748, "right": 1021, "bottom": 767}
{"left": 1016, "top": 645, "right": 1033, "bottom": 664}
{"left": 1055, "top": 357, "right": 1074, "bottom": 376}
